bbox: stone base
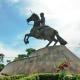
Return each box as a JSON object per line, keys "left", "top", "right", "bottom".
{"left": 1, "top": 45, "right": 80, "bottom": 75}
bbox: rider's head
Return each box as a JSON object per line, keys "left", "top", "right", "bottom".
{"left": 40, "top": 12, "right": 44, "bottom": 17}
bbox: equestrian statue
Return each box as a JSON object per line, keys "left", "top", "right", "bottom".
{"left": 24, "top": 13, "right": 67, "bottom": 47}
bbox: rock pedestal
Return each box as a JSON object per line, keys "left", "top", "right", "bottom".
{"left": 1, "top": 45, "right": 80, "bottom": 75}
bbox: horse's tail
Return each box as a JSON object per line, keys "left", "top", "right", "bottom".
{"left": 54, "top": 30, "right": 67, "bottom": 45}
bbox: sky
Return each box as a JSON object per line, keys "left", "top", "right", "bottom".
{"left": 0, "top": 0, "right": 80, "bottom": 62}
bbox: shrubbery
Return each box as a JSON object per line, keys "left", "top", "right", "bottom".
{"left": 0, "top": 64, "right": 5, "bottom": 71}
{"left": 19, "top": 73, "right": 80, "bottom": 80}
{"left": 0, "top": 74, "right": 26, "bottom": 80}
{"left": 0, "top": 73, "right": 80, "bottom": 80}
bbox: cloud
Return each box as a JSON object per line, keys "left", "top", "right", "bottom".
{"left": 1, "top": 0, "right": 80, "bottom": 58}
{"left": 0, "top": 42, "right": 24, "bottom": 64}
{"left": 18, "top": 0, "right": 80, "bottom": 56}
{"left": 0, "top": 42, "right": 21, "bottom": 58}
{"left": 6, "top": 0, "right": 19, "bottom": 4}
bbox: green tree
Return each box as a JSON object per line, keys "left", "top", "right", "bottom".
{"left": 14, "top": 54, "right": 27, "bottom": 61}
{"left": 13, "top": 48, "right": 36, "bottom": 61}
{"left": 26, "top": 48, "right": 36, "bottom": 57}
{"left": 0, "top": 64, "right": 5, "bottom": 71}
{"left": 7, "top": 60, "right": 11, "bottom": 64}
{"left": 0, "top": 53, "right": 4, "bottom": 63}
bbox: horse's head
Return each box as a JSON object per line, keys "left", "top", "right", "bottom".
{"left": 27, "top": 13, "right": 39, "bottom": 23}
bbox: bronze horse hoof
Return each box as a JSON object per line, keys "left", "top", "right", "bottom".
{"left": 25, "top": 40, "right": 29, "bottom": 44}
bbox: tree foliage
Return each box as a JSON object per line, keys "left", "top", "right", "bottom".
{"left": 7, "top": 60, "right": 11, "bottom": 64}
{"left": 13, "top": 48, "right": 36, "bottom": 61}
{"left": 26, "top": 48, "right": 36, "bottom": 57}
{"left": 14, "top": 54, "right": 27, "bottom": 61}
{"left": 0, "top": 53, "right": 4, "bottom": 63}
{"left": 0, "top": 63, "right": 5, "bottom": 71}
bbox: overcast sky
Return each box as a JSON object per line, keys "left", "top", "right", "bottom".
{"left": 0, "top": 0, "right": 80, "bottom": 60}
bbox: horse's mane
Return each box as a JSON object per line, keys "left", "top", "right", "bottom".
{"left": 33, "top": 13, "right": 40, "bottom": 20}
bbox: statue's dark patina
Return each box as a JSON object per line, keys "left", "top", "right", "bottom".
{"left": 24, "top": 13, "right": 67, "bottom": 47}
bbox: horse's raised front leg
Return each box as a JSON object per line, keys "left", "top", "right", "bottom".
{"left": 45, "top": 41, "right": 52, "bottom": 47}
{"left": 24, "top": 33, "right": 30, "bottom": 44}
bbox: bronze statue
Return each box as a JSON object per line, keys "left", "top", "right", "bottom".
{"left": 24, "top": 13, "right": 67, "bottom": 47}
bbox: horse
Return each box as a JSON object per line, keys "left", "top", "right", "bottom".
{"left": 24, "top": 13, "right": 67, "bottom": 47}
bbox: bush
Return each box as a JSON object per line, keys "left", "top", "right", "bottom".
{"left": 38, "top": 73, "right": 59, "bottom": 80}
{"left": 19, "top": 73, "right": 80, "bottom": 80}
{"left": 0, "top": 64, "right": 5, "bottom": 71}
{"left": 0, "top": 74, "right": 26, "bottom": 80}
{"left": 19, "top": 73, "right": 61, "bottom": 80}
{"left": 0, "top": 73, "right": 80, "bottom": 80}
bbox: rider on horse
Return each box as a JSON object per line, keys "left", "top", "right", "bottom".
{"left": 39, "top": 12, "right": 45, "bottom": 27}
{"left": 36, "top": 12, "right": 46, "bottom": 36}
{"left": 24, "top": 12, "right": 67, "bottom": 46}
{"left": 31, "top": 13, "right": 45, "bottom": 37}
